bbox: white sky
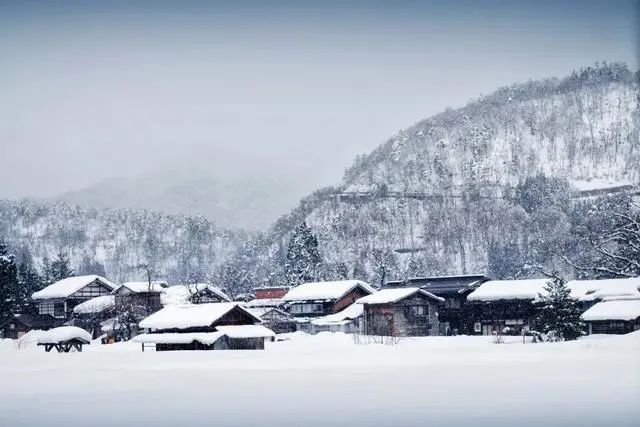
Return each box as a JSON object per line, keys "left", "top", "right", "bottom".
{"left": 1, "top": 1, "right": 638, "bottom": 199}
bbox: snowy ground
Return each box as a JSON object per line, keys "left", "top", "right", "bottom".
{"left": 1, "top": 332, "right": 639, "bottom": 427}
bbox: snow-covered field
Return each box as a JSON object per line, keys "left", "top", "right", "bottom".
{"left": 1, "top": 332, "right": 639, "bottom": 427}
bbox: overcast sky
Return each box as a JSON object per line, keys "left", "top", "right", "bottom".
{"left": 1, "top": 0, "right": 638, "bottom": 199}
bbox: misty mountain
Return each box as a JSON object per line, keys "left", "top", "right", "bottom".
{"left": 1, "top": 63, "right": 638, "bottom": 290}
{"left": 233, "top": 63, "right": 639, "bottom": 287}
{"left": 53, "top": 172, "right": 307, "bottom": 230}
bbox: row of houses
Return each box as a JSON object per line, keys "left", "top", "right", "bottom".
{"left": 2, "top": 273, "right": 640, "bottom": 351}
{"left": 244, "top": 275, "right": 640, "bottom": 337}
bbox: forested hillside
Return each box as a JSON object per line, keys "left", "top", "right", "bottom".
{"left": 227, "top": 63, "right": 640, "bottom": 289}
{"left": 0, "top": 200, "right": 243, "bottom": 284}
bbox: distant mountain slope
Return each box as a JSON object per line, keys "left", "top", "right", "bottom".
{"left": 240, "top": 63, "right": 639, "bottom": 286}
{"left": 0, "top": 199, "right": 243, "bottom": 284}
{"left": 54, "top": 172, "right": 309, "bottom": 231}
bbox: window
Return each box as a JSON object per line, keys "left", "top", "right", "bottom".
{"left": 410, "top": 305, "right": 428, "bottom": 317}
{"left": 54, "top": 302, "right": 65, "bottom": 318}
{"left": 290, "top": 303, "right": 324, "bottom": 314}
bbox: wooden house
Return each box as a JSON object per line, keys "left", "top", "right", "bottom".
{"left": 384, "top": 274, "right": 487, "bottom": 335}
{"left": 357, "top": 288, "right": 444, "bottom": 337}
{"left": 112, "top": 281, "right": 168, "bottom": 315}
{"left": 32, "top": 275, "right": 118, "bottom": 321}
{"left": 466, "top": 279, "right": 549, "bottom": 335}
{"left": 281, "top": 280, "right": 375, "bottom": 318}
{"left": 0, "top": 313, "right": 59, "bottom": 339}
{"left": 581, "top": 297, "right": 640, "bottom": 334}
{"left": 134, "top": 303, "right": 275, "bottom": 351}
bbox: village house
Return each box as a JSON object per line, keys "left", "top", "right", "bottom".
{"left": 466, "top": 278, "right": 549, "bottom": 335}
{"left": 112, "top": 281, "right": 168, "bottom": 314}
{"left": 466, "top": 277, "right": 640, "bottom": 335}
{"left": 134, "top": 303, "right": 275, "bottom": 351}
{"left": 32, "top": 275, "right": 118, "bottom": 321}
{"left": 281, "top": 280, "right": 375, "bottom": 318}
{"left": 581, "top": 297, "right": 640, "bottom": 334}
{"left": 357, "top": 288, "right": 443, "bottom": 337}
{"left": 0, "top": 313, "right": 59, "bottom": 339}
{"left": 384, "top": 274, "right": 487, "bottom": 335}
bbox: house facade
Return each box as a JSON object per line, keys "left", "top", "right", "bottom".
{"left": 282, "top": 280, "right": 375, "bottom": 318}
{"left": 581, "top": 298, "right": 640, "bottom": 334}
{"left": 384, "top": 274, "right": 487, "bottom": 335}
{"left": 358, "top": 288, "right": 444, "bottom": 337}
{"left": 32, "top": 275, "right": 118, "bottom": 321}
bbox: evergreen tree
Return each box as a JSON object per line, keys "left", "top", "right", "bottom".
{"left": 16, "top": 258, "right": 43, "bottom": 314}
{"left": 487, "top": 240, "right": 524, "bottom": 279}
{"left": 0, "top": 241, "right": 19, "bottom": 323}
{"left": 534, "top": 274, "right": 584, "bottom": 341}
{"left": 285, "top": 222, "right": 321, "bottom": 286}
{"left": 47, "top": 252, "right": 75, "bottom": 283}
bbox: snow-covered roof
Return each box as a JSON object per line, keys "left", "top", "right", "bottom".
{"left": 115, "top": 281, "right": 168, "bottom": 294}
{"left": 467, "top": 279, "right": 552, "bottom": 301}
{"left": 245, "top": 298, "right": 283, "bottom": 308}
{"left": 133, "top": 332, "right": 224, "bottom": 345}
{"left": 311, "top": 303, "right": 364, "bottom": 326}
{"left": 357, "top": 287, "right": 444, "bottom": 304}
{"left": 467, "top": 277, "right": 640, "bottom": 302}
{"left": 32, "top": 275, "right": 118, "bottom": 300}
{"left": 161, "top": 284, "right": 232, "bottom": 306}
{"left": 37, "top": 326, "right": 92, "bottom": 344}
{"left": 73, "top": 295, "right": 115, "bottom": 314}
{"left": 581, "top": 299, "right": 640, "bottom": 321}
{"left": 215, "top": 325, "right": 275, "bottom": 339}
{"left": 566, "top": 278, "right": 640, "bottom": 301}
{"left": 282, "top": 280, "right": 375, "bottom": 302}
{"left": 139, "top": 303, "right": 260, "bottom": 330}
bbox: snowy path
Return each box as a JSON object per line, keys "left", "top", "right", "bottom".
{"left": 1, "top": 333, "right": 639, "bottom": 427}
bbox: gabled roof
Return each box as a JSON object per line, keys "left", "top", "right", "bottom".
{"left": 357, "top": 287, "right": 444, "bottom": 304}
{"left": 114, "top": 281, "right": 168, "bottom": 294}
{"left": 384, "top": 274, "right": 487, "bottom": 295}
{"left": 32, "top": 275, "right": 118, "bottom": 300}
{"left": 467, "top": 279, "right": 551, "bottom": 301}
{"left": 139, "top": 303, "right": 260, "bottom": 330}
{"left": 581, "top": 298, "right": 640, "bottom": 321}
{"left": 282, "top": 280, "right": 375, "bottom": 302}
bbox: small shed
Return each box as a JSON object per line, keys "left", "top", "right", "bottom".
{"left": 0, "top": 313, "right": 58, "bottom": 339}
{"left": 246, "top": 307, "right": 296, "bottom": 334}
{"left": 358, "top": 288, "right": 444, "bottom": 337}
{"left": 134, "top": 303, "right": 275, "bottom": 351}
{"left": 581, "top": 297, "right": 640, "bottom": 334}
